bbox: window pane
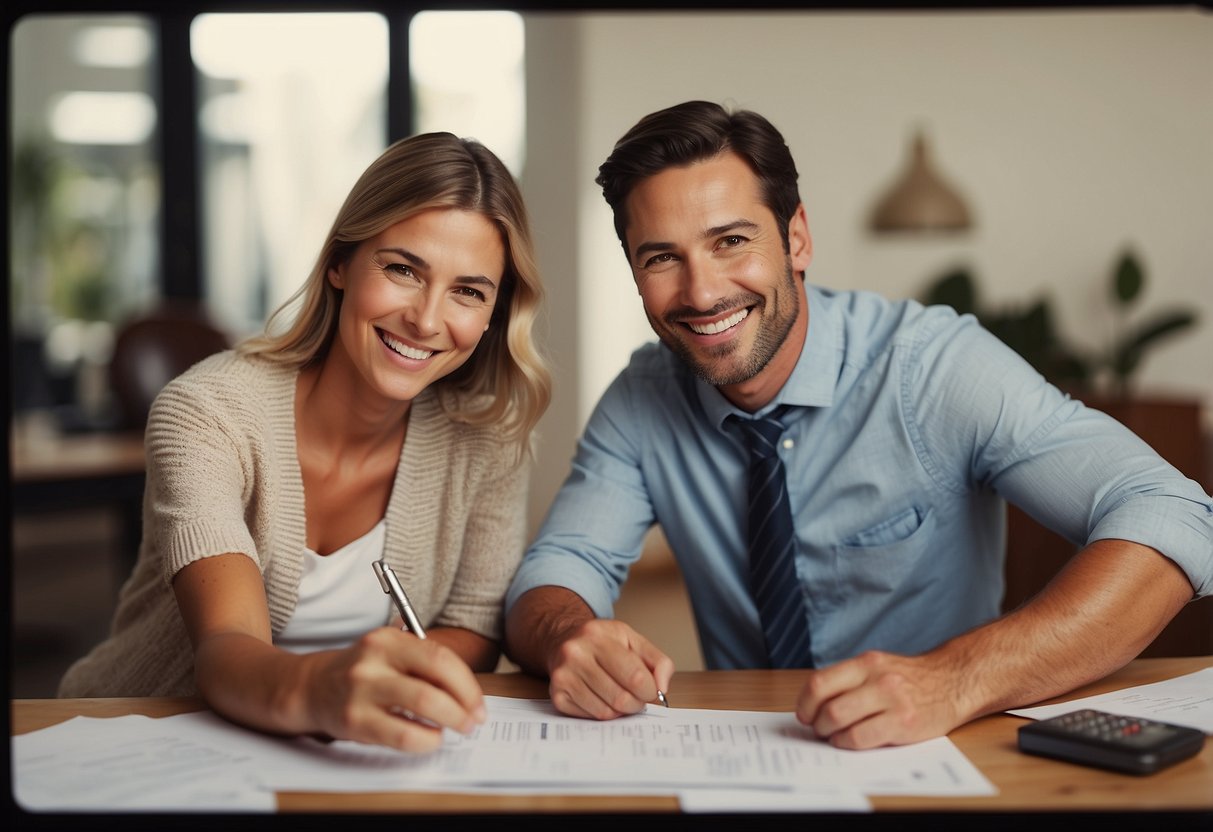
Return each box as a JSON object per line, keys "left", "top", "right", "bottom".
{"left": 9, "top": 14, "right": 160, "bottom": 425}
{"left": 410, "top": 11, "right": 525, "bottom": 177}
{"left": 192, "top": 13, "right": 388, "bottom": 336}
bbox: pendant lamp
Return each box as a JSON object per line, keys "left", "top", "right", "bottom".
{"left": 869, "top": 131, "right": 972, "bottom": 232}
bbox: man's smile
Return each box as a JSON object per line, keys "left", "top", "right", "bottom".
{"left": 685, "top": 307, "right": 750, "bottom": 336}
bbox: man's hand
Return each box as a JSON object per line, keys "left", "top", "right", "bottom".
{"left": 794, "top": 650, "right": 969, "bottom": 749}
{"left": 505, "top": 586, "right": 674, "bottom": 720}
{"left": 796, "top": 539, "right": 1196, "bottom": 749}
{"left": 546, "top": 618, "right": 675, "bottom": 719}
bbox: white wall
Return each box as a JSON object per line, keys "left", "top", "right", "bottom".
{"left": 522, "top": 8, "right": 1213, "bottom": 526}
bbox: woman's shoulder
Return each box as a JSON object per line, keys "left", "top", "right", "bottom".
{"left": 165, "top": 350, "right": 292, "bottom": 395}
{"left": 152, "top": 351, "right": 296, "bottom": 427}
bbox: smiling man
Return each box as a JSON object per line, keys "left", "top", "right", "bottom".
{"left": 626, "top": 152, "right": 807, "bottom": 410}
{"left": 503, "top": 100, "right": 1213, "bottom": 749}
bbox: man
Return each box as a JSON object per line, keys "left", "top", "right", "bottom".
{"left": 503, "top": 100, "right": 1213, "bottom": 749}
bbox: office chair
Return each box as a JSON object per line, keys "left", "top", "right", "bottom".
{"left": 108, "top": 302, "right": 231, "bottom": 431}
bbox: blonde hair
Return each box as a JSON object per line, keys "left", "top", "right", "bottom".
{"left": 239, "top": 133, "right": 551, "bottom": 453}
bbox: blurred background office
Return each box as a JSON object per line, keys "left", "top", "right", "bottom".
{"left": 8, "top": 3, "right": 1212, "bottom": 696}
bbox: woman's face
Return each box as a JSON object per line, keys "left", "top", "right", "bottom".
{"left": 328, "top": 208, "right": 504, "bottom": 404}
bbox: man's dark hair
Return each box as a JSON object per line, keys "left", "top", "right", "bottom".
{"left": 595, "top": 100, "right": 802, "bottom": 254}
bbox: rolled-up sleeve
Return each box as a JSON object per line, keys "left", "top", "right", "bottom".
{"left": 908, "top": 311, "right": 1213, "bottom": 598}
{"left": 1087, "top": 489, "right": 1213, "bottom": 597}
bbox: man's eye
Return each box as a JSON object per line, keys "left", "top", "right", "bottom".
{"left": 719, "top": 235, "right": 745, "bottom": 248}
{"left": 642, "top": 252, "right": 675, "bottom": 269}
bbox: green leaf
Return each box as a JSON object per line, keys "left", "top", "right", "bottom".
{"left": 1112, "top": 252, "right": 1144, "bottom": 307}
{"left": 1021, "top": 300, "right": 1054, "bottom": 346}
{"left": 1111, "top": 310, "right": 1198, "bottom": 380}
{"left": 1044, "top": 352, "right": 1092, "bottom": 390}
{"left": 924, "top": 268, "right": 977, "bottom": 316}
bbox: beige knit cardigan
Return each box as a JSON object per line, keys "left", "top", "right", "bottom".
{"left": 59, "top": 351, "right": 529, "bottom": 697}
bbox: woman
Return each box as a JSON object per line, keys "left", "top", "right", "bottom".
{"left": 59, "top": 133, "right": 552, "bottom": 754}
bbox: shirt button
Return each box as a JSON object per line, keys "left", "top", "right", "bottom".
{"left": 782, "top": 438, "right": 794, "bottom": 450}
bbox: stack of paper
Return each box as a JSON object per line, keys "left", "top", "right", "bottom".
{"left": 13, "top": 696, "right": 998, "bottom": 814}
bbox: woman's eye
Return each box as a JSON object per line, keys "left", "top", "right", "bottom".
{"left": 385, "top": 263, "right": 417, "bottom": 280}
{"left": 455, "top": 286, "right": 487, "bottom": 302}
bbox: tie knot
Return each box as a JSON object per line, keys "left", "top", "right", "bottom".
{"left": 731, "top": 409, "right": 788, "bottom": 457}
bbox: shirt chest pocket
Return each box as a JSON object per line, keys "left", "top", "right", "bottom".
{"left": 825, "top": 506, "right": 936, "bottom": 601}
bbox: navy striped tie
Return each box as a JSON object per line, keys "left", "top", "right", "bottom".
{"left": 731, "top": 409, "right": 814, "bottom": 669}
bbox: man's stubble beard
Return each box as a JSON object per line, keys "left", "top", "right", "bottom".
{"left": 652, "top": 261, "right": 800, "bottom": 388}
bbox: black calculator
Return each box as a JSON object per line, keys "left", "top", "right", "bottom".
{"left": 1017, "top": 708, "right": 1206, "bottom": 775}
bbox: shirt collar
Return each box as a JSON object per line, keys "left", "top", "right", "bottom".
{"left": 697, "top": 284, "right": 842, "bottom": 429}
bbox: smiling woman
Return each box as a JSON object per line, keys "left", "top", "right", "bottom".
{"left": 325, "top": 208, "right": 505, "bottom": 407}
{"left": 241, "top": 132, "right": 549, "bottom": 443}
{"left": 58, "top": 132, "right": 553, "bottom": 756}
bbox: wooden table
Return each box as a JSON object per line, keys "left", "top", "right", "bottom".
{"left": 11, "top": 657, "right": 1211, "bottom": 817}
{"left": 10, "top": 425, "right": 147, "bottom": 577}
{"left": 10, "top": 426, "right": 147, "bottom": 485}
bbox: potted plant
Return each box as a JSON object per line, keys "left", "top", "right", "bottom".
{"left": 922, "top": 249, "right": 1198, "bottom": 400}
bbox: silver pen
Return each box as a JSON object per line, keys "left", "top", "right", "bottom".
{"left": 372, "top": 559, "right": 427, "bottom": 639}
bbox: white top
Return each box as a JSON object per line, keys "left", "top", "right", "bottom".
{"left": 276, "top": 520, "right": 392, "bottom": 654}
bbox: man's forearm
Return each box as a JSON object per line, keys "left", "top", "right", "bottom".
{"left": 504, "top": 586, "right": 597, "bottom": 677}
{"left": 936, "top": 538, "right": 1194, "bottom": 722}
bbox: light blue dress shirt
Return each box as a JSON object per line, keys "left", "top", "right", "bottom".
{"left": 507, "top": 286, "right": 1213, "bottom": 670}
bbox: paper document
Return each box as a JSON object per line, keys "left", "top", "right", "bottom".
{"left": 12, "top": 712, "right": 275, "bottom": 812}
{"left": 12, "top": 695, "right": 994, "bottom": 813}
{"left": 1008, "top": 667, "right": 1213, "bottom": 733}
{"left": 255, "top": 696, "right": 992, "bottom": 797}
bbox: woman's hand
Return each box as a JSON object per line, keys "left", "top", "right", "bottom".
{"left": 174, "top": 553, "right": 485, "bottom": 753}
{"left": 301, "top": 627, "right": 486, "bottom": 753}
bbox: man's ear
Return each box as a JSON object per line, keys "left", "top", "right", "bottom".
{"left": 788, "top": 203, "right": 813, "bottom": 273}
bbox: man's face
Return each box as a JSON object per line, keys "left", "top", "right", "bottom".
{"left": 622, "top": 152, "right": 812, "bottom": 408}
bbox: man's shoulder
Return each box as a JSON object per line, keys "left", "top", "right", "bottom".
{"left": 817, "top": 285, "right": 949, "bottom": 326}
{"left": 591, "top": 341, "right": 698, "bottom": 425}
{"left": 613, "top": 341, "right": 700, "bottom": 400}
{"left": 620, "top": 340, "right": 685, "bottom": 378}
{"left": 816, "top": 286, "right": 968, "bottom": 355}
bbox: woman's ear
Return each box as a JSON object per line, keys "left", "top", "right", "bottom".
{"left": 327, "top": 263, "right": 345, "bottom": 290}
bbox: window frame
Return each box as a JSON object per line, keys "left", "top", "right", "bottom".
{"left": 3, "top": 1, "right": 419, "bottom": 309}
